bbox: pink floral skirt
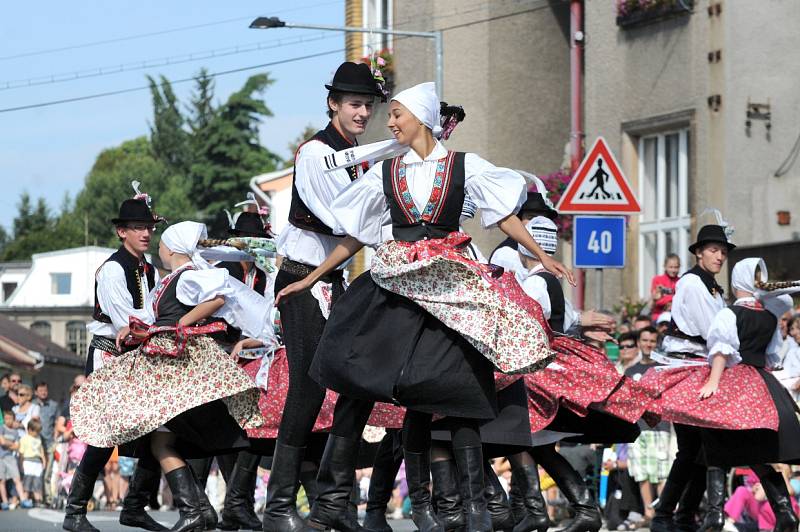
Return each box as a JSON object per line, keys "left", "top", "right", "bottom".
{"left": 242, "top": 347, "right": 405, "bottom": 441}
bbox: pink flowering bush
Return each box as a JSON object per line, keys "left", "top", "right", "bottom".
{"left": 536, "top": 170, "right": 574, "bottom": 242}
{"left": 616, "top": 0, "right": 688, "bottom": 17}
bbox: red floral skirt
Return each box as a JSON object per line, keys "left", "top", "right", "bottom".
{"left": 242, "top": 347, "right": 405, "bottom": 440}
{"left": 640, "top": 363, "right": 778, "bottom": 430}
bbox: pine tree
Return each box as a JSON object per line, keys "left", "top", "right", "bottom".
{"left": 148, "top": 75, "right": 191, "bottom": 175}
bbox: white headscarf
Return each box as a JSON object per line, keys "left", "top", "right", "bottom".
{"left": 519, "top": 216, "right": 558, "bottom": 257}
{"left": 731, "top": 257, "right": 767, "bottom": 294}
{"left": 161, "top": 221, "right": 211, "bottom": 270}
{"left": 392, "top": 82, "right": 442, "bottom": 137}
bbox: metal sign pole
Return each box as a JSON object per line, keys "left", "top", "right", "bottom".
{"left": 596, "top": 268, "right": 603, "bottom": 309}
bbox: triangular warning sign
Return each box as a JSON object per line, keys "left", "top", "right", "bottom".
{"left": 557, "top": 137, "right": 641, "bottom": 214}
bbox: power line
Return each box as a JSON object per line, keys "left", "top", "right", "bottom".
{"left": 0, "top": 48, "right": 345, "bottom": 114}
{"left": 0, "top": 0, "right": 341, "bottom": 62}
{"left": 0, "top": 33, "right": 338, "bottom": 91}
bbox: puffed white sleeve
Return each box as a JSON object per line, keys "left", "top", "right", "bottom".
{"left": 463, "top": 153, "right": 527, "bottom": 228}
{"left": 706, "top": 308, "right": 741, "bottom": 367}
{"left": 176, "top": 269, "right": 232, "bottom": 306}
{"left": 516, "top": 272, "right": 552, "bottom": 319}
{"left": 294, "top": 141, "right": 358, "bottom": 230}
{"left": 96, "top": 262, "right": 154, "bottom": 329}
{"left": 329, "top": 163, "right": 389, "bottom": 247}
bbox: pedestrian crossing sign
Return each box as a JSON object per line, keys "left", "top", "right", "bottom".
{"left": 557, "top": 137, "right": 641, "bottom": 214}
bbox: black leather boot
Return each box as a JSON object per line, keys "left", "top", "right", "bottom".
{"left": 431, "top": 459, "right": 466, "bottom": 532}
{"left": 759, "top": 468, "right": 799, "bottom": 532}
{"left": 508, "top": 470, "right": 525, "bottom": 525}
{"left": 263, "top": 442, "right": 306, "bottom": 532}
{"left": 699, "top": 467, "right": 725, "bottom": 532}
{"left": 305, "top": 435, "right": 366, "bottom": 531}
{"left": 301, "top": 468, "right": 319, "bottom": 509}
{"left": 62, "top": 469, "right": 101, "bottom": 532}
{"left": 340, "top": 477, "right": 363, "bottom": 531}
{"left": 404, "top": 450, "right": 444, "bottom": 532}
{"left": 510, "top": 462, "right": 550, "bottom": 532}
{"left": 453, "top": 446, "right": 491, "bottom": 532}
{"left": 534, "top": 447, "right": 601, "bottom": 532}
{"left": 120, "top": 465, "right": 169, "bottom": 530}
{"left": 165, "top": 466, "right": 205, "bottom": 532}
{"left": 219, "top": 451, "right": 262, "bottom": 530}
{"left": 484, "top": 461, "right": 515, "bottom": 531}
{"left": 188, "top": 457, "right": 219, "bottom": 530}
{"left": 363, "top": 435, "right": 402, "bottom": 532}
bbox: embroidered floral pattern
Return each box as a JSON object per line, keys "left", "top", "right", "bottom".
{"left": 370, "top": 233, "right": 554, "bottom": 374}
{"left": 71, "top": 334, "right": 264, "bottom": 448}
{"left": 242, "top": 348, "right": 404, "bottom": 440}
{"left": 390, "top": 152, "right": 455, "bottom": 223}
{"left": 640, "top": 363, "right": 779, "bottom": 430}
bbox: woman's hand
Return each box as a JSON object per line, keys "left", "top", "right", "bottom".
{"left": 275, "top": 278, "right": 314, "bottom": 306}
{"left": 540, "top": 255, "right": 576, "bottom": 286}
{"left": 581, "top": 310, "right": 616, "bottom": 330}
{"left": 698, "top": 380, "right": 719, "bottom": 400}
{"left": 116, "top": 326, "right": 131, "bottom": 351}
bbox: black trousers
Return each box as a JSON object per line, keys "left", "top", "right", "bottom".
{"left": 658, "top": 423, "right": 706, "bottom": 515}
{"left": 76, "top": 445, "right": 160, "bottom": 479}
{"left": 274, "top": 269, "right": 344, "bottom": 447}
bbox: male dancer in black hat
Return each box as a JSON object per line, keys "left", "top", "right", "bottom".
{"left": 63, "top": 187, "right": 166, "bottom": 532}
{"left": 650, "top": 223, "right": 735, "bottom": 532}
{"left": 263, "top": 61, "right": 384, "bottom": 532}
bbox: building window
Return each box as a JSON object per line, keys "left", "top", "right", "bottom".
{"left": 638, "top": 129, "right": 691, "bottom": 299}
{"left": 362, "top": 0, "right": 392, "bottom": 56}
{"left": 66, "top": 321, "right": 87, "bottom": 355}
{"left": 1, "top": 282, "right": 17, "bottom": 302}
{"left": 51, "top": 273, "right": 71, "bottom": 295}
{"left": 30, "top": 321, "right": 52, "bottom": 341}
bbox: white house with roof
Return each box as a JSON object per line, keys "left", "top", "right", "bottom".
{"left": 0, "top": 246, "right": 116, "bottom": 356}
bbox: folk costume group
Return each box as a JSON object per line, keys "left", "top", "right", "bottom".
{"left": 62, "top": 60, "right": 800, "bottom": 532}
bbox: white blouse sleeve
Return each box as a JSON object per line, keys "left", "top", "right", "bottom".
{"left": 706, "top": 308, "right": 741, "bottom": 367}
{"left": 463, "top": 153, "right": 527, "bottom": 228}
{"left": 96, "top": 262, "right": 154, "bottom": 329}
{"left": 176, "top": 269, "right": 232, "bottom": 306}
{"left": 329, "top": 163, "right": 389, "bottom": 247}
{"left": 294, "top": 141, "right": 359, "bottom": 230}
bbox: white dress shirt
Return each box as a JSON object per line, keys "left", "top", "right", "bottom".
{"left": 87, "top": 260, "right": 159, "bottom": 338}
{"left": 661, "top": 272, "right": 726, "bottom": 356}
{"left": 329, "top": 141, "right": 527, "bottom": 247}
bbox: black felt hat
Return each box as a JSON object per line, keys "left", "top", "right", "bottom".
{"left": 688, "top": 224, "right": 736, "bottom": 254}
{"left": 518, "top": 192, "right": 558, "bottom": 220}
{"left": 111, "top": 198, "right": 161, "bottom": 225}
{"left": 229, "top": 212, "right": 270, "bottom": 238}
{"left": 325, "top": 62, "right": 383, "bottom": 97}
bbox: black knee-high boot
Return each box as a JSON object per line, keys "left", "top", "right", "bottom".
{"left": 510, "top": 461, "right": 550, "bottom": 532}
{"left": 453, "top": 446, "right": 491, "bottom": 532}
{"left": 757, "top": 467, "right": 799, "bottom": 532}
{"left": 305, "top": 435, "right": 366, "bottom": 531}
{"left": 219, "top": 451, "right": 262, "bottom": 531}
{"left": 187, "top": 457, "right": 219, "bottom": 531}
{"left": 405, "top": 450, "right": 444, "bottom": 532}
{"left": 301, "top": 468, "right": 320, "bottom": 510}
{"left": 484, "top": 461, "right": 515, "bottom": 531}
{"left": 263, "top": 442, "right": 306, "bottom": 531}
{"left": 120, "top": 465, "right": 168, "bottom": 531}
{"left": 363, "top": 434, "right": 402, "bottom": 532}
{"left": 533, "top": 447, "right": 601, "bottom": 532}
{"left": 63, "top": 469, "right": 101, "bottom": 532}
{"left": 699, "top": 467, "right": 725, "bottom": 532}
{"left": 166, "top": 467, "right": 205, "bottom": 532}
{"left": 431, "top": 459, "right": 466, "bottom": 532}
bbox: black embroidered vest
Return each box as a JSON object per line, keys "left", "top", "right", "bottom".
{"left": 730, "top": 304, "right": 777, "bottom": 368}
{"left": 152, "top": 268, "right": 195, "bottom": 328}
{"left": 288, "top": 123, "right": 362, "bottom": 235}
{"left": 92, "top": 246, "right": 156, "bottom": 324}
{"left": 382, "top": 151, "right": 466, "bottom": 242}
{"left": 535, "top": 270, "right": 566, "bottom": 334}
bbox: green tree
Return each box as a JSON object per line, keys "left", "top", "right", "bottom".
{"left": 12, "top": 192, "right": 33, "bottom": 239}
{"left": 187, "top": 68, "right": 217, "bottom": 136}
{"left": 190, "top": 73, "right": 282, "bottom": 235}
{"left": 148, "top": 75, "right": 191, "bottom": 175}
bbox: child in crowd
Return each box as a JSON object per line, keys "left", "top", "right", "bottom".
{"left": 19, "top": 418, "right": 46, "bottom": 506}
{"left": 0, "top": 410, "right": 32, "bottom": 510}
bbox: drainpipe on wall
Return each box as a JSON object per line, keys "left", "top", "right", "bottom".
{"left": 570, "top": 0, "right": 586, "bottom": 310}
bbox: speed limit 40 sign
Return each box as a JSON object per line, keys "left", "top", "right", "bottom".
{"left": 573, "top": 216, "right": 626, "bottom": 268}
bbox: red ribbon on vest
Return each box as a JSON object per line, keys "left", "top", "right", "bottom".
{"left": 125, "top": 316, "right": 227, "bottom": 357}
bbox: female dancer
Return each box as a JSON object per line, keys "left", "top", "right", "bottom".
{"left": 71, "top": 221, "right": 267, "bottom": 532}
{"left": 647, "top": 258, "right": 800, "bottom": 532}
{"left": 277, "top": 81, "right": 572, "bottom": 532}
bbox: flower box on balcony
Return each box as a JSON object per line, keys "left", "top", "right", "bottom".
{"left": 616, "top": 0, "right": 693, "bottom": 29}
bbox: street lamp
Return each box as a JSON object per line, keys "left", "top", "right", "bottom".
{"left": 250, "top": 16, "right": 443, "bottom": 98}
